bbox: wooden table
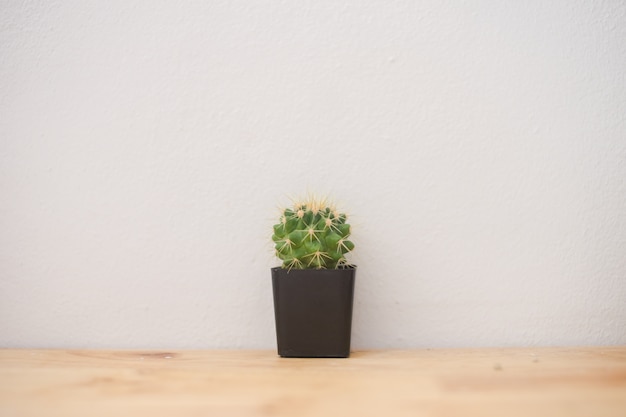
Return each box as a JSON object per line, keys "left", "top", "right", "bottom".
{"left": 1, "top": 348, "right": 625, "bottom": 416}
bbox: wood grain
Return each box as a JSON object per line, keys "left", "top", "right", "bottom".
{"left": 1, "top": 348, "right": 625, "bottom": 417}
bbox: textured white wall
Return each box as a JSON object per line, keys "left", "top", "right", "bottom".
{"left": 1, "top": 1, "right": 625, "bottom": 349}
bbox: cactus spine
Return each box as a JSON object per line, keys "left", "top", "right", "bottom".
{"left": 272, "top": 197, "right": 355, "bottom": 269}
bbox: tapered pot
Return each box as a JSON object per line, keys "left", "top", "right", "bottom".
{"left": 271, "top": 266, "right": 356, "bottom": 358}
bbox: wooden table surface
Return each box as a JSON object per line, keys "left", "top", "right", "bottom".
{"left": 1, "top": 347, "right": 625, "bottom": 417}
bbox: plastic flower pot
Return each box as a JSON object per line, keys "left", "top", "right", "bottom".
{"left": 271, "top": 266, "right": 356, "bottom": 358}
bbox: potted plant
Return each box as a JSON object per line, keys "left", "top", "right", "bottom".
{"left": 271, "top": 196, "right": 356, "bottom": 358}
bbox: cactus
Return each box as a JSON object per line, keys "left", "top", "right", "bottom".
{"left": 272, "top": 197, "right": 355, "bottom": 269}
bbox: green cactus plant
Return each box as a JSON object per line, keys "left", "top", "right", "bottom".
{"left": 272, "top": 197, "right": 355, "bottom": 269}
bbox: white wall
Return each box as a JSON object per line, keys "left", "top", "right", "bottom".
{"left": 1, "top": 1, "right": 625, "bottom": 349}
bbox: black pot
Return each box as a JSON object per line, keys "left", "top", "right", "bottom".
{"left": 271, "top": 266, "right": 356, "bottom": 358}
